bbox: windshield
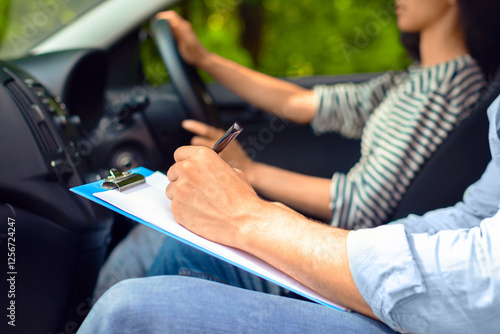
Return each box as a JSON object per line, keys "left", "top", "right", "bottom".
{"left": 0, "top": 0, "right": 106, "bottom": 59}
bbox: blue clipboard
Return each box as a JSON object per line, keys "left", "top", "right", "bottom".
{"left": 71, "top": 167, "right": 154, "bottom": 213}
{"left": 70, "top": 167, "right": 345, "bottom": 311}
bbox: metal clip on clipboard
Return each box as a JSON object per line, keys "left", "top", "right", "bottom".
{"left": 102, "top": 168, "right": 145, "bottom": 192}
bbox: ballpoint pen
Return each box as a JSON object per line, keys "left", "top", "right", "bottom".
{"left": 212, "top": 122, "right": 244, "bottom": 154}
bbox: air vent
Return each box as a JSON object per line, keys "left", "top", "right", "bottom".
{"left": 5, "top": 80, "right": 60, "bottom": 154}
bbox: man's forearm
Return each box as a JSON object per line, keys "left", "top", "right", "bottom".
{"left": 237, "top": 202, "right": 376, "bottom": 318}
{"left": 199, "top": 53, "right": 316, "bottom": 124}
{"left": 166, "top": 146, "right": 375, "bottom": 318}
{"left": 246, "top": 161, "right": 333, "bottom": 220}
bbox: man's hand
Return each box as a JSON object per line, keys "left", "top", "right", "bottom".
{"left": 155, "top": 11, "right": 211, "bottom": 68}
{"left": 182, "top": 120, "right": 254, "bottom": 172}
{"left": 165, "top": 146, "right": 374, "bottom": 317}
{"left": 166, "top": 146, "right": 269, "bottom": 247}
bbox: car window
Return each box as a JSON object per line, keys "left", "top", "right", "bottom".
{"left": 0, "top": 0, "right": 106, "bottom": 59}
{"left": 142, "top": 0, "right": 412, "bottom": 85}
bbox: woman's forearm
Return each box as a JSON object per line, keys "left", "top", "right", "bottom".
{"left": 200, "top": 53, "right": 317, "bottom": 124}
{"left": 246, "top": 161, "right": 333, "bottom": 220}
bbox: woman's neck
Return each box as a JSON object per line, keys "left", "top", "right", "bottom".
{"left": 419, "top": 8, "right": 468, "bottom": 67}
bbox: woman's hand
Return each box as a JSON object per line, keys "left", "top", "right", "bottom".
{"left": 182, "top": 120, "right": 255, "bottom": 173}
{"left": 156, "top": 12, "right": 316, "bottom": 124}
{"left": 155, "top": 11, "right": 211, "bottom": 68}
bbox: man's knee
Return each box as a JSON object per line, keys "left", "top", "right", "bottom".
{"left": 95, "top": 279, "right": 145, "bottom": 317}
{"left": 81, "top": 279, "right": 147, "bottom": 333}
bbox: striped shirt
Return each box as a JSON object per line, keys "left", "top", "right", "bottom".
{"left": 311, "top": 54, "right": 486, "bottom": 230}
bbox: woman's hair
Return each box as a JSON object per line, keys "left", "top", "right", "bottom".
{"left": 400, "top": 0, "right": 500, "bottom": 78}
{"left": 400, "top": 32, "right": 420, "bottom": 62}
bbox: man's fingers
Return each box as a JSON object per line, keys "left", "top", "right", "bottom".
{"left": 166, "top": 161, "right": 180, "bottom": 183}
{"left": 183, "top": 120, "right": 223, "bottom": 139}
{"left": 173, "top": 145, "right": 217, "bottom": 163}
{"left": 191, "top": 136, "right": 215, "bottom": 147}
{"left": 172, "top": 146, "right": 194, "bottom": 163}
{"left": 165, "top": 182, "right": 175, "bottom": 200}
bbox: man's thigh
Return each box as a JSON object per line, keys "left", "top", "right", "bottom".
{"left": 78, "top": 276, "right": 396, "bottom": 334}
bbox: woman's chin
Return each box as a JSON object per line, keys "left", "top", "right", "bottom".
{"left": 397, "top": 21, "right": 420, "bottom": 34}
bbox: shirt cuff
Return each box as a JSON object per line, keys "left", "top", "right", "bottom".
{"left": 310, "top": 85, "right": 336, "bottom": 135}
{"left": 347, "top": 224, "right": 426, "bottom": 331}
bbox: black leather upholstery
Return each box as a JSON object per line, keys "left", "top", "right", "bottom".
{"left": 390, "top": 69, "right": 500, "bottom": 221}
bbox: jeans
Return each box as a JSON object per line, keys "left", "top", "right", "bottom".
{"left": 93, "top": 224, "right": 167, "bottom": 303}
{"left": 79, "top": 237, "right": 397, "bottom": 333}
{"left": 147, "top": 237, "right": 285, "bottom": 296}
{"left": 79, "top": 276, "right": 396, "bottom": 334}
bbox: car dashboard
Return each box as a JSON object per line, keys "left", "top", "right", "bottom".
{"left": 0, "top": 55, "right": 114, "bottom": 334}
{"left": 0, "top": 60, "right": 90, "bottom": 223}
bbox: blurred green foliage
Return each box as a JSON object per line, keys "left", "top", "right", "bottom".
{"left": 143, "top": 0, "right": 412, "bottom": 85}
{"left": 0, "top": 0, "right": 101, "bottom": 59}
{"left": 0, "top": 0, "right": 412, "bottom": 84}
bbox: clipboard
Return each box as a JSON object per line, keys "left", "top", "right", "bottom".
{"left": 71, "top": 167, "right": 154, "bottom": 213}
{"left": 71, "top": 167, "right": 346, "bottom": 311}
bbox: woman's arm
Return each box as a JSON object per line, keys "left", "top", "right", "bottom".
{"left": 199, "top": 53, "right": 316, "bottom": 124}
{"left": 245, "top": 162, "right": 333, "bottom": 220}
{"left": 157, "top": 11, "right": 316, "bottom": 124}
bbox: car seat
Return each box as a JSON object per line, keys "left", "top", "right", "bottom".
{"left": 390, "top": 68, "right": 500, "bottom": 221}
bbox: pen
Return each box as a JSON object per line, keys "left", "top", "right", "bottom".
{"left": 212, "top": 122, "right": 244, "bottom": 154}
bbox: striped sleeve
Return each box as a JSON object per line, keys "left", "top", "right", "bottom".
{"left": 329, "top": 56, "right": 487, "bottom": 230}
{"left": 311, "top": 71, "right": 405, "bottom": 139}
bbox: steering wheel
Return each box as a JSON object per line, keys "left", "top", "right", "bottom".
{"left": 152, "top": 19, "right": 218, "bottom": 124}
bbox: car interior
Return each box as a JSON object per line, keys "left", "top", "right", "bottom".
{"left": 1, "top": 1, "right": 500, "bottom": 333}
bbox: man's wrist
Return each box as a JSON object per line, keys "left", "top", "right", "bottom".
{"left": 236, "top": 200, "right": 289, "bottom": 252}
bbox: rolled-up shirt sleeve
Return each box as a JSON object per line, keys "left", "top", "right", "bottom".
{"left": 347, "top": 210, "right": 500, "bottom": 333}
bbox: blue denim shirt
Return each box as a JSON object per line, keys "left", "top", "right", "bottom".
{"left": 347, "top": 95, "right": 500, "bottom": 334}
